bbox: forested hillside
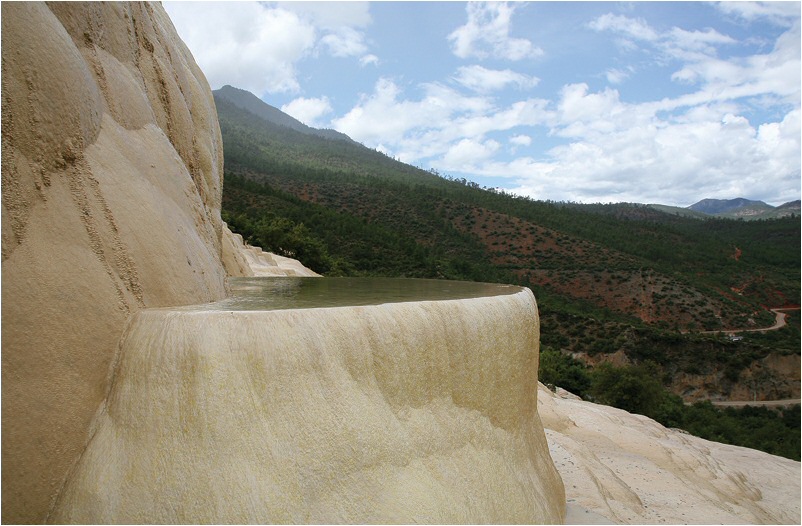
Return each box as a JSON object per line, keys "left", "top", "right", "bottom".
{"left": 215, "top": 89, "right": 800, "bottom": 459}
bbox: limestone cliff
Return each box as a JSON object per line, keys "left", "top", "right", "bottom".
{"left": 1, "top": 3, "right": 230, "bottom": 522}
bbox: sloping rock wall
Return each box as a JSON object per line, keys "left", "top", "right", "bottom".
{"left": 540, "top": 385, "right": 801, "bottom": 524}
{"left": 1, "top": 3, "right": 228, "bottom": 522}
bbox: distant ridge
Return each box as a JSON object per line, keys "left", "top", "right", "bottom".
{"left": 687, "top": 198, "right": 799, "bottom": 220}
{"left": 213, "top": 85, "right": 355, "bottom": 143}
{"left": 688, "top": 198, "right": 768, "bottom": 214}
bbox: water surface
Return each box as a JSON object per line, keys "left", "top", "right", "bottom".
{"left": 189, "top": 277, "right": 523, "bottom": 311}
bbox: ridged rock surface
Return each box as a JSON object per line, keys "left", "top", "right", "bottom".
{"left": 1, "top": 3, "right": 228, "bottom": 522}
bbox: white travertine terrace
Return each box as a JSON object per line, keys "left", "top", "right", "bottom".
{"left": 49, "top": 288, "right": 565, "bottom": 524}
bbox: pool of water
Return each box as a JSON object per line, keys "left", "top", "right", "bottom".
{"left": 186, "top": 277, "right": 523, "bottom": 311}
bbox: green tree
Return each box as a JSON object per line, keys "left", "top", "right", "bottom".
{"left": 538, "top": 347, "right": 591, "bottom": 397}
{"left": 589, "top": 362, "right": 665, "bottom": 416}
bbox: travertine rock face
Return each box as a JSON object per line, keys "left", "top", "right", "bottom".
{"left": 222, "top": 224, "right": 321, "bottom": 277}
{"left": 1, "top": 3, "right": 228, "bottom": 522}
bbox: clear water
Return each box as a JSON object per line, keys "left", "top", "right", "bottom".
{"left": 187, "top": 277, "right": 523, "bottom": 311}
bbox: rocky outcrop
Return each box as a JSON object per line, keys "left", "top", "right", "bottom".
{"left": 1, "top": 3, "right": 229, "bottom": 522}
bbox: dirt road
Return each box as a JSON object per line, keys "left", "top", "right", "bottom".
{"left": 704, "top": 307, "right": 798, "bottom": 335}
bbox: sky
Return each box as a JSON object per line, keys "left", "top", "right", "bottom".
{"left": 164, "top": 1, "right": 801, "bottom": 206}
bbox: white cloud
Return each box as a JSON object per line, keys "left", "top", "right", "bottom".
{"left": 441, "top": 138, "right": 501, "bottom": 169}
{"left": 164, "top": 1, "right": 376, "bottom": 96}
{"left": 453, "top": 65, "right": 539, "bottom": 92}
{"left": 332, "top": 78, "right": 555, "bottom": 165}
{"left": 556, "top": 83, "right": 625, "bottom": 135}
{"left": 509, "top": 135, "right": 532, "bottom": 147}
{"left": 332, "top": 78, "right": 494, "bottom": 148}
{"left": 448, "top": 2, "right": 544, "bottom": 61}
{"left": 716, "top": 1, "right": 801, "bottom": 27}
{"left": 279, "top": 1, "right": 372, "bottom": 29}
{"left": 486, "top": 97, "right": 800, "bottom": 204}
{"left": 588, "top": 13, "right": 658, "bottom": 42}
{"left": 360, "top": 54, "right": 380, "bottom": 67}
{"left": 331, "top": 7, "right": 799, "bottom": 206}
{"left": 604, "top": 68, "right": 632, "bottom": 85}
{"left": 164, "top": 2, "right": 316, "bottom": 95}
{"left": 319, "top": 27, "right": 368, "bottom": 58}
{"left": 589, "top": 12, "right": 738, "bottom": 62}
{"left": 281, "top": 97, "right": 333, "bottom": 127}
{"left": 669, "top": 27, "right": 737, "bottom": 52}
{"left": 665, "top": 22, "right": 801, "bottom": 108}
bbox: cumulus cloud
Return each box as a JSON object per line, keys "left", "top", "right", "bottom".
{"left": 332, "top": 78, "right": 550, "bottom": 164}
{"left": 453, "top": 65, "right": 539, "bottom": 92}
{"left": 332, "top": 79, "right": 492, "bottom": 147}
{"left": 164, "top": 1, "right": 376, "bottom": 96}
{"left": 666, "top": 22, "right": 801, "bottom": 107}
{"left": 281, "top": 97, "right": 333, "bottom": 127}
{"left": 164, "top": 2, "right": 315, "bottom": 95}
{"left": 448, "top": 2, "right": 544, "bottom": 61}
{"left": 441, "top": 138, "right": 501, "bottom": 170}
{"left": 488, "top": 89, "right": 800, "bottom": 204}
{"left": 332, "top": 41, "right": 799, "bottom": 204}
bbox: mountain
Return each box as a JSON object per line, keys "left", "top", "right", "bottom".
{"left": 689, "top": 197, "right": 768, "bottom": 214}
{"left": 687, "top": 197, "right": 799, "bottom": 219}
{"left": 214, "top": 85, "right": 355, "bottom": 143}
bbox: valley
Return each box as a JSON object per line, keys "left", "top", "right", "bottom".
{"left": 214, "top": 86, "right": 800, "bottom": 460}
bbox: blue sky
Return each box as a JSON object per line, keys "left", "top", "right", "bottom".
{"left": 165, "top": 1, "right": 800, "bottom": 206}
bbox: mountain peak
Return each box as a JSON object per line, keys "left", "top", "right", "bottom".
{"left": 213, "top": 86, "right": 354, "bottom": 143}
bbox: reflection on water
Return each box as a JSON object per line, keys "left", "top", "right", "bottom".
{"left": 187, "top": 277, "right": 523, "bottom": 311}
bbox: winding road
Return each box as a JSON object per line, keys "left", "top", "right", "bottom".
{"left": 703, "top": 307, "right": 798, "bottom": 335}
